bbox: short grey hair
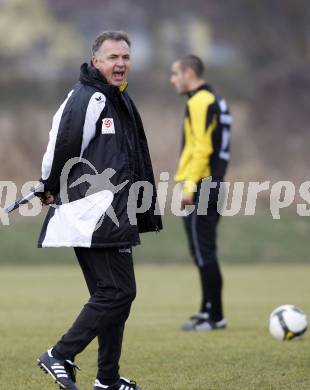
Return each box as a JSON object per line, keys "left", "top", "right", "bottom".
{"left": 92, "top": 30, "right": 131, "bottom": 56}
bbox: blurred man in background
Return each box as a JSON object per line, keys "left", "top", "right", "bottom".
{"left": 36, "top": 31, "right": 162, "bottom": 390}
{"left": 170, "top": 55, "right": 231, "bottom": 331}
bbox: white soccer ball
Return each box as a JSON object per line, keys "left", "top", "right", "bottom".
{"left": 269, "top": 305, "right": 308, "bottom": 341}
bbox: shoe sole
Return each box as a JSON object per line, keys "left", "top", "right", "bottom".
{"left": 181, "top": 324, "right": 227, "bottom": 331}
{"left": 195, "top": 325, "right": 227, "bottom": 331}
{"left": 37, "top": 359, "right": 66, "bottom": 390}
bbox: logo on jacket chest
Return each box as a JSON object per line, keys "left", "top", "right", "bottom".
{"left": 102, "top": 118, "right": 115, "bottom": 134}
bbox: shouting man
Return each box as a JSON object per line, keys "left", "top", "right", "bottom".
{"left": 37, "top": 31, "right": 162, "bottom": 390}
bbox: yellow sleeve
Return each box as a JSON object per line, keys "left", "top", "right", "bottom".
{"left": 182, "top": 97, "right": 216, "bottom": 195}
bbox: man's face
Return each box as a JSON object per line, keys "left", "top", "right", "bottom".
{"left": 170, "top": 61, "right": 189, "bottom": 94}
{"left": 92, "top": 39, "right": 131, "bottom": 87}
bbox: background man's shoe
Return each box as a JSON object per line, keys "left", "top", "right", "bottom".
{"left": 181, "top": 312, "right": 210, "bottom": 330}
{"left": 37, "top": 348, "right": 80, "bottom": 390}
{"left": 181, "top": 316, "right": 227, "bottom": 331}
{"left": 94, "top": 377, "right": 143, "bottom": 389}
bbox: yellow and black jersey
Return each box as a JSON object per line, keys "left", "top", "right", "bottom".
{"left": 175, "top": 83, "right": 231, "bottom": 194}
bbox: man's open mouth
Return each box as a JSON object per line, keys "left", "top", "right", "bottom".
{"left": 113, "top": 71, "right": 125, "bottom": 79}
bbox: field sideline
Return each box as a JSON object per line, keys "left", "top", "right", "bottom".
{"left": 0, "top": 264, "right": 309, "bottom": 390}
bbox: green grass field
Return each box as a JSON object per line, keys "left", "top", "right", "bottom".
{"left": 0, "top": 264, "right": 309, "bottom": 390}
{"left": 1, "top": 213, "right": 310, "bottom": 265}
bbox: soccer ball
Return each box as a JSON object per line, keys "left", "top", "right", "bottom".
{"left": 269, "top": 305, "right": 308, "bottom": 341}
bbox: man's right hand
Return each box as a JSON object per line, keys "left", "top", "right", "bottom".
{"left": 39, "top": 191, "right": 55, "bottom": 205}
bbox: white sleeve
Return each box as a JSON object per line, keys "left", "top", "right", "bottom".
{"left": 80, "top": 92, "right": 106, "bottom": 157}
{"left": 41, "top": 90, "right": 74, "bottom": 180}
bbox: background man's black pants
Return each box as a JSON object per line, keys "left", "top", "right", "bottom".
{"left": 182, "top": 184, "right": 224, "bottom": 321}
{"left": 53, "top": 247, "right": 136, "bottom": 385}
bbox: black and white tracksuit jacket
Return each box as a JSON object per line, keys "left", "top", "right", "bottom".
{"left": 38, "top": 63, "right": 162, "bottom": 248}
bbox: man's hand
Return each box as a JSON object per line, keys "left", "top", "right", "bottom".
{"left": 181, "top": 192, "right": 194, "bottom": 210}
{"left": 38, "top": 191, "right": 55, "bottom": 205}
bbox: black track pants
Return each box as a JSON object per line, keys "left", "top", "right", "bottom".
{"left": 53, "top": 247, "right": 136, "bottom": 385}
{"left": 182, "top": 183, "right": 224, "bottom": 320}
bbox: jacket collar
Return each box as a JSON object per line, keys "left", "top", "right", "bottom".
{"left": 119, "top": 82, "right": 128, "bottom": 92}
{"left": 187, "top": 82, "right": 214, "bottom": 98}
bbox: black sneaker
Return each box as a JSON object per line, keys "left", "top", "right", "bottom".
{"left": 37, "top": 348, "right": 80, "bottom": 390}
{"left": 94, "top": 377, "right": 143, "bottom": 390}
{"left": 181, "top": 314, "right": 227, "bottom": 331}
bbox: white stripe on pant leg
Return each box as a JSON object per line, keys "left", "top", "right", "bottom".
{"left": 191, "top": 211, "right": 204, "bottom": 267}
